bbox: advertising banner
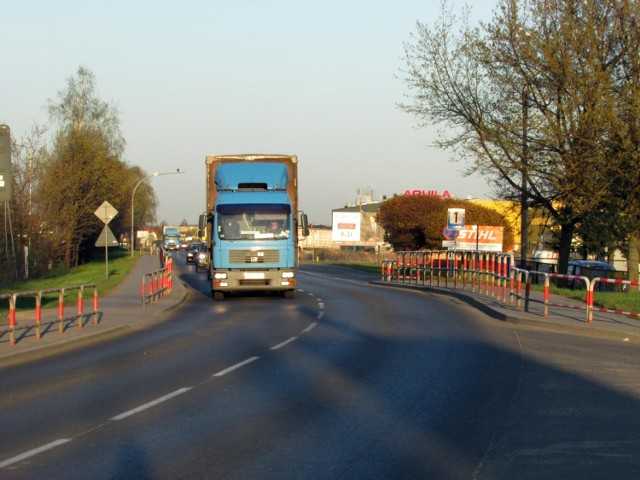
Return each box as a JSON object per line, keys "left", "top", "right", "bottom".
{"left": 332, "top": 211, "right": 361, "bottom": 242}
{"left": 442, "top": 225, "right": 504, "bottom": 252}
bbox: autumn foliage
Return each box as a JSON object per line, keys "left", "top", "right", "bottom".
{"left": 376, "top": 195, "right": 514, "bottom": 251}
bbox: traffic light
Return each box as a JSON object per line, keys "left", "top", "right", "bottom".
{"left": 0, "top": 124, "right": 11, "bottom": 202}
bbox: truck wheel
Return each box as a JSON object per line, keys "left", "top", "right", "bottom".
{"left": 282, "top": 290, "right": 295, "bottom": 299}
{"left": 213, "top": 291, "right": 225, "bottom": 300}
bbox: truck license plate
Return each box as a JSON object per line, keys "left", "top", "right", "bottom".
{"left": 244, "top": 272, "right": 265, "bottom": 280}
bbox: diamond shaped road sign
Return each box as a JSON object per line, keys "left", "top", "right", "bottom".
{"left": 94, "top": 200, "right": 118, "bottom": 225}
{"left": 96, "top": 225, "right": 119, "bottom": 247}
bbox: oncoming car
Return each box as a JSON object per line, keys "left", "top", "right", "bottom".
{"left": 186, "top": 243, "right": 202, "bottom": 264}
{"left": 195, "top": 243, "right": 210, "bottom": 273}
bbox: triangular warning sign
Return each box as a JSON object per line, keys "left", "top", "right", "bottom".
{"left": 96, "top": 225, "right": 119, "bottom": 247}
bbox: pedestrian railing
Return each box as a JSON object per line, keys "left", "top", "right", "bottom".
{"left": 142, "top": 255, "right": 173, "bottom": 306}
{"left": 381, "top": 250, "right": 639, "bottom": 324}
{"left": 1, "top": 284, "right": 99, "bottom": 346}
{"left": 382, "top": 250, "right": 514, "bottom": 305}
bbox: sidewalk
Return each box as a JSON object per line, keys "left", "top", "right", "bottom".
{"left": 0, "top": 254, "right": 188, "bottom": 367}
{"left": 370, "top": 279, "right": 640, "bottom": 343}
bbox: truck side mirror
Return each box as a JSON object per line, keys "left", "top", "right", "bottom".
{"left": 300, "top": 213, "right": 309, "bottom": 237}
{"left": 198, "top": 214, "right": 207, "bottom": 230}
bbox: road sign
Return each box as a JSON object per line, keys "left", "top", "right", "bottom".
{"left": 443, "top": 226, "right": 458, "bottom": 240}
{"left": 94, "top": 201, "right": 118, "bottom": 280}
{"left": 96, "top": 225, "right": 119, "bottom": 247}
{"left": 95, "top": 201, "right": 118, "bottom": 224}
{"left": 447, "top": 208, "right": 465, "bottom": 231}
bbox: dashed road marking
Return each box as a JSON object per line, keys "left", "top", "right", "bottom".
{"left": 271, "top": 337, "right": 298, "bottom": 350}
{"left": 212, "top": 356, "right": 261, "bottom": 377}
{"left": 111, "top": 387, "right": 193, "bottom": 421}
{"left": 2, "top": 288, "right": 325, "bottom": 470}
{"left": 0, "top": 439, "right": 71, "bottom": 468}
{"left": 303, "top": 322, "right": 318, "bottom": 334}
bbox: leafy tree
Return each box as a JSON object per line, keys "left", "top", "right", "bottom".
{"left": 38, "top": 66, "right": 154, "bottom": 267}
{"left": 377, "top": 195, "right": 514, "bottom": 251}
{"left": 1, "top": 66, "right": 160, "bottom": 281}
{"left": 400, "top": 0, "right": 640, "bottom": 275}
{"left": 38, "top": 128, "right": 121, "bottom": 266}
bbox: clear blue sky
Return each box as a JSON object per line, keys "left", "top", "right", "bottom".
{"left": 2, "top": 0, "right": 497, "bottom": 225}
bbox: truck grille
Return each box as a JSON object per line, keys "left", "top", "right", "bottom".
{"left": 229, "top": 249, "right": 280, "bottom": 264}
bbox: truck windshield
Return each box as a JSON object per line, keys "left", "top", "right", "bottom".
{"left": 216, "top": 204, "right": 291, "bottom": 240}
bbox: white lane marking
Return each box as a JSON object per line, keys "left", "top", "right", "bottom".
{"left": 270, "top": 337, "right": 298, "bottom": 350}
{"left": 302, "top": 322, "right": 318, "bottom": 334}
{"left": 0, "top": 439, "right": 71, "bottom": 468}
{"left": 212, "top": 356, "right": 260, "bottom": 377}
{"left": 316, "top": 297, "right": 325, "bottom": 319}
{"left": 111, "top": 387, "right": 193, "bottom": 421}
{"left": 1, "top": 287, "right": 327, "bottom": 469}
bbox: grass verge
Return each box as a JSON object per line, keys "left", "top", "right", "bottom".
{"left": 0, "top": 250, "right": 142, "bottom": 320}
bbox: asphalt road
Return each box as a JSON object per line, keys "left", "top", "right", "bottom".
{"left": 0, "top": 257, "right": 639, "bottom": 479}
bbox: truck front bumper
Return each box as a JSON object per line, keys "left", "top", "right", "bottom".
{"left": 211, "top": 269, "right": 296, "bottom": 292}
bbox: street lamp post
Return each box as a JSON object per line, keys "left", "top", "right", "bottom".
{"left": 131, "top": 170, "right": 184, "bottom": 257}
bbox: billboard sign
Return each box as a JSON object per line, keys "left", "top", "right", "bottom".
{"left": 332, "top": 211, "right": 361, "bottom": 242}
{"left": 442, "top": 225, "right": 504, "bottom": 251}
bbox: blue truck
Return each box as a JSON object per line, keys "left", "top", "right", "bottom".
{"left": 199, "top": 154, "right": 308, "bottom": 300}
{"left": 162, "top": 226, "right": 180, "bottom": 251}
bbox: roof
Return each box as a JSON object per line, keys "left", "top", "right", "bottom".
{"left": 568, "top": 260, "right": 615, "bottom": 270}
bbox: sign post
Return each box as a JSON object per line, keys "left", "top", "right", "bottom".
{"left": 0, "top": 125, "right": 11, "bottom": 203}
{"left": 94, "top": 201, "right": 118, "bottom": 279}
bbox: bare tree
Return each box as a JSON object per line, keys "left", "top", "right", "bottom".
{"left": 48, "top": 65, "right": 125, "bottom": 157}
{"left": 6, "top": 125, "right": 50, "bottom": 280}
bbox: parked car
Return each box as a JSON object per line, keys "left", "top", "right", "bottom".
{"left": 566, "top": 260, "right": 617, "bottom": 291}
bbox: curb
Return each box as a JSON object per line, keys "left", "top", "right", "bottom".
{"left": 0, "top": 280, "right": 190, "bottom": 368}
{"left": 370, "top": 280, "right": 640, "bottom": 344}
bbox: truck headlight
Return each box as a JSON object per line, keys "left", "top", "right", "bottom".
{"left": 281, "top": 271, "right": 295, "bottom": 279}
{"left": 214, "top": 272, "right": 228, "bottom": 280}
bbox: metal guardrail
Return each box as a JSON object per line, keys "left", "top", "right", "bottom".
{"left": 142, "top": 254, "right": 173, "bottom": 306}
{"left": 381, "top": 250, "right": 514, "bottom": 305}
{"left": 589, "top": 278, "right": 640, "bottom": 321}
{"left": 381, "top": 250, "right": 640, "bottom": 324}
{"left": 1, "top": 284, "right": 99, "bottom": 346}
